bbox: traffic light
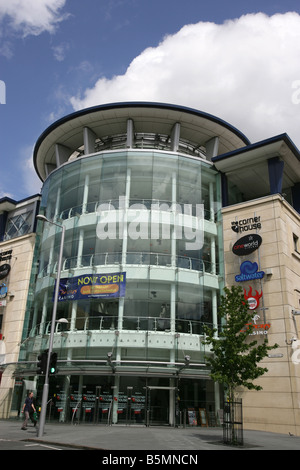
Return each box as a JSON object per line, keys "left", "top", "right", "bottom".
{"left": 49, "top": 352, "right": 58, "bottom": 375}
{"left": 37, "top": 351, "right": 47, "bottom": 375}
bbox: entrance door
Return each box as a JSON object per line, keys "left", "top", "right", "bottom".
{"left": 147, "top": 386, "right": 176, "bottom": 426}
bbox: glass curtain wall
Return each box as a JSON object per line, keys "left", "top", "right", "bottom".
{"left": 24, "top": 150, "right": 220, "bottom": 360}
{"left": 14, "top": 148, "right": 222, "bottom": 425}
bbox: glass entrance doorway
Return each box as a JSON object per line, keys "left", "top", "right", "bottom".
{"left": 147, "top": 386, "right": 176, "bottom": 426}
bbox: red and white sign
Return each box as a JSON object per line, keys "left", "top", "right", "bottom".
{"left": 243, "top": 286, "right": 263, "bottom": 310}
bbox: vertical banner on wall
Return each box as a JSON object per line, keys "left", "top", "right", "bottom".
{"left": 54, "top": 272, "right": 126, "bottom": 301}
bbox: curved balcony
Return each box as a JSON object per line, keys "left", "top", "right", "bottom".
{"left": 29, "top": 316, "right": 214, "bottom": 337}
{"left": 23, "top": 316, "right": 214, "bottom": 370}
{"left": 57, "top": 199, "right": 213, "bottom": 222}
{"left": 38, "top": 251, "right": 218, "bottom": 279}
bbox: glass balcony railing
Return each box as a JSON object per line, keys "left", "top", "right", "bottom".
{"left": 28, "top": 316, "right": 214, "bottom": 337}
{"left": 57, "top": 199, "right": 213, "bottom": 221}
{"left": 38, "top": 251, "right": 217, "bottom": 277}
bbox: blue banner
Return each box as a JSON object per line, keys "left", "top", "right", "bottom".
{"left": 55, "top": 272, "right": 126, "bottom": 301}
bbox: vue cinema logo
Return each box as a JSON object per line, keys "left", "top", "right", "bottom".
{"left": 231, "top": 216, "right": 261, "bottom": 233}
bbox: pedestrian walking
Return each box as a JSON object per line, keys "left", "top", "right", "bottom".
{"left": 29, "top": 395, "right": 38, "bottom": 427}
{"left": 21, "top": 392, "right": 36, "bottom": 430}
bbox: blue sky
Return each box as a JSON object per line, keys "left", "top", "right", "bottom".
{"left": 1, "top": 0, "right": 300, "bottom": 201}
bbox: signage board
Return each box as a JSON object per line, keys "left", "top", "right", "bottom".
{"left": 0, "top": 250, "right": 12, "bottom": 262}
{"left": 232, "top": 234, "right": 262, "bottom": 256}
{"left": 0, "top": 284, "right": 7, "bottom": 299}
{"left": 55, "top": 272, "right": 126, "bottom": 302}
{"left": 243, "top": 286, "right": 263, "bottom": 310}
{"left": 235, "top": 261, "right": 265, "bottom": 282}
{"left": 0, "top": 264, "right": 10, "bottom": 280}
{"left": 231, "top": 217, "right": 261, "bottom": 234}
{"left": 242, "top": 322, "right": 270, "bottom": 335}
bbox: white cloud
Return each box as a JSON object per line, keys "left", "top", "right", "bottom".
{"left": 19, "top": 145, "right": 42, "bottom": 197}
{"left": 70, "top": 12, "right": 300, "bottom": 148}
{"left": 0, "top": 41, "right": 13, "bottom": 59}
{"left": 23, "top": 156, "right": 42, "bottom": 196}
{"left": 0, "top": 0, "right": 68, "bottom": 37}
{"left": 52, "top": 42, "right": 70, "bottom": 61}
{"left": 0, "top": 190, "right": 14, "bottom": 199}
{"left": 0, "top": 143, "right": 41, "bottom": 200}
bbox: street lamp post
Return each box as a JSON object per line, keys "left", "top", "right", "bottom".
{"left": 36, "top": 215, "right": 66, "bottom": 438}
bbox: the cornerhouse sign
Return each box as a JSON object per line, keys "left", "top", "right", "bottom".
{"left": 231, "top": 216, "right": 261, "bottom": 233}
{"left": 0, "top": 249, "right": 12, "bottom": 261}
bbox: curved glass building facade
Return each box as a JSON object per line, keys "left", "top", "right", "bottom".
{"left": 15, "top": 103, "right": 250, "bottom": 425}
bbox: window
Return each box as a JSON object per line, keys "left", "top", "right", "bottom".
{"left": 4, "top": 211, "right": 33, "bottom": 240}
{"left": 293, "top": 233, "right": 300, "bottom": 254}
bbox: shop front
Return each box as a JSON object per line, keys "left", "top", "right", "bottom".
{"left": 29, "top": 374, "right": 217, "bottom": 427}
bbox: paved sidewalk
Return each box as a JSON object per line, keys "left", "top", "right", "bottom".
{"left": 0, "top": 419, "right": 300, "bottom": 450}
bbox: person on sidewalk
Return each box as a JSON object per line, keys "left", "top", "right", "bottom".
{"left": 29, "top": 395, "right": 38, "bottom": 427}
{"left": 21, "top": 392, "right": 36, "bottom": 430}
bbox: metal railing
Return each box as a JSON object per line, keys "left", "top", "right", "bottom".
{"left": 38, "top": 251, "right": 217, "bottom": 278}
{"left": 28, "top": 316, "right": 213, "bottom": 337}
{"left": 57, "top": 198, "right": 213, "bottom": 222}
{"left": 223, "top": 399, "right": 243, "bottom": 446}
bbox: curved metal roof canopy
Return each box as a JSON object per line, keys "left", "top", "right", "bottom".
{"left": 33, "top": 102, "right": 250, "bottom": 182}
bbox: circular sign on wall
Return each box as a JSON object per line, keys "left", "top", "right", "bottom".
{"left": 0, "top": 264, "right": 11, "bottom": 280}
{"left": 247, "top": 296, "right": 258, "bottom": 310}
{"left": 0, "top": 284, "right": 7, "bottom": 299}
{"left": 232, "top": 234, "right": 262, "bottom": 256}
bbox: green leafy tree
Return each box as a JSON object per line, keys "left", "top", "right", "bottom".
{"left": 203, "top": 285, "right": 278, "bottom": 403}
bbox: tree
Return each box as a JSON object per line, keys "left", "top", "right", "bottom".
{"left": 203, "top": 285, "right": 278, "bottom": 403}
